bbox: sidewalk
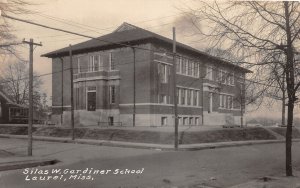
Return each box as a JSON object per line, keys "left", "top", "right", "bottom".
{"left": 229, "top": 172, "right": 300, "bottom": 188}
{"left": 1, "top": 136, "right": 300, "bottom": 188}
{"left": 1, "top": 133, "right": 300, "bottom": 151}
{"left": 0, "top": 134, "right": 300, "bottom": 173}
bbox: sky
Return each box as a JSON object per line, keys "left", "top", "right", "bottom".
{"left": 4, "top": 0, "right": 196, "bottom": 100}
{"left": 1, "top": 0, "right": 297, "bottom": 120}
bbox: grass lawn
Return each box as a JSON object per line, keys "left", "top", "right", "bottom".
{"left": 268, "top": 127, "right": 300, "bottom": 138}
{"left": 0, "top": 125, "right": 283, "bottom": 144}
{"left": 0, "top": 125, "right": 37, "bottom": 135}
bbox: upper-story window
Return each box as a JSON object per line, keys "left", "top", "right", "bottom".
{"left": 158, "top": 63, "right": 169, "bottom": 83}
{"left": 194, "top": 63, "right": 199, "bottom": 77}
{"left": 187, "top": 89, "right": 192, "bottom": 105}
{"left": 193, "top": 90, "right": 199, "bottom": 106}
{"left": 229, "top": 73, "right": 234, "bottom": 85}
{"left": 176, "top": 56, "right": 199, "bottom": 78}
{"left": 109, "top": 52, "right": 115, "bottom": 71}
{"left": 77, "top": 57, "right": 83, "bottom": 73}
{"left": 219, "top": 69, "right": 234, "bottom": 85}
{"left": 206, "top": 66, "right": 213, "bottom": 80}
{"left": 88, "top": 55, "right": 101, "bottom": 72}
{"left": 188, "top": 61, "right": 193, "bottom": 76}
{"left": 219, "top": 70, "right": 226, "bottom": 84}
{"left": 176, "top": 57, "right": 181, "bottom": 73}
{"left": 181, "top": 89, "right": 186, "bottom": 105}
{"left": 181, "top": 59, "right": 187, "bottom": 75}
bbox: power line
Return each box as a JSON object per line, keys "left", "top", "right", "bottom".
{"left": 1, "top": 14, "right": 283, "bottom": 90}
{"left": 3, "top": 13, "right": 252, "bottom": 74}
{"left": 36, "top": 12, "right": 185, "bottom": 34}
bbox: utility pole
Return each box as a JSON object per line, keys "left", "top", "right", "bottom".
{"left": 23, "top": 39, "right": 42, "bottom": 156}
{"left": 240, "top": 76, "right": 246, "bottom": 128}
{"left": 132, "top": 47, "right": 136, "bottom": 127}
{"left": 69, "top": 45, "right": 75, "bottom": 140}
{"left": 172, "top": 27, "right": 179, "bottom": 150}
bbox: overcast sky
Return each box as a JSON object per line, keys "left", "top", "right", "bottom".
{"left": 6, "top": 0, "right": 195, "bottom": 98}
{"left": 2, "top": 0, "right": 296, "bottom": 119}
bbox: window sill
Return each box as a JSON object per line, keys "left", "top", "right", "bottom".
{"left": 218, "top": 107, "right": 234, "bottom": 110}
{"left": 177, "top": 72, "right": 200, "bottom": 79}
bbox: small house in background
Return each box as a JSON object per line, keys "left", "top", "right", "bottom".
{"left": 0, "top": 88, "right": 29, "bottom": 124}
{"left": 43, "top": 22, "right": 251, "bottom": 127}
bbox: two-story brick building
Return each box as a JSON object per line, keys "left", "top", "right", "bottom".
{"left": 43, "top": 23, "right": 250, "bottom": 127}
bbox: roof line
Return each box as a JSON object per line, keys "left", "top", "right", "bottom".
{"left": 42, "top": 22, "right": 251, "bottom": 73}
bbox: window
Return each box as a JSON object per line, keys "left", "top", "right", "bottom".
{"left": 89, "top": 55, "right": 100, "bottom": 72}
{"left": 206, "top": 66, "right": 213, "bottom": 80}
{"left": 77, "top": 57, "right": 83, "bottom": 73}
{"left": 159, "top": 94, "right": 168, "bottom": 104}
{"left": 193, "top": 90, "right": 198, "bottom": 106}
{"left": 176, "top": 57, "right": 181, "bottom": 73}
{"left": 208, "top": 93, "right": 213, "bottom": 113}
{"left": 109, "top": 86, "right": 116, "bottom": 104}
{"left": 108, "top": 116, "right": 114, "bottom": 126}
{"left": 87, "top": 90, "right": 96, "bottom": 111}
{"left": 183, "top": 117, "right": 188, "bottom": 125}
{"left": 218, "top": 70, "right": 227, "bottom": 84}
{"left": 221, "top": 94, "right": 227, "bottom": 108}
{"left": 220, "top": 95, "right": 223, "bottom": 108}
{"left": 181, "top": 89, "right": 186, "bottom": 105}
{"left": 194, "top": 63, "right": 199, "bottom": 77}
{"left": 161, "top": 117, "right": 167, "bottom": 126}
{"left": 220, "top": 94, "right": 233, "bottom": 109}
{"left": 189, "top": 117, "right": 193, "bottom": 125}
{"left": 229, "top": 73, "right": 234, "bottom": 85}
{"left": 182, "top": 59, "right": 187, "bottom": 75}
{"left": 178, "top": 117, "right": 182, "bottom": 125}
{"left": 188, "top": 61, "right": 193, "bottom": 76}
{"left": 187, "top": 90, "right": 191, "bottom": 105}
{"left": 109, "top": 52, "right": 115, "bottom": 71}
{"left": 177, "top": 87, "right": 199, "bottom": 106}
{"left": 158, "top": 63, "right": 169, "bottom": 83}
{"left": 219, "top": 70, "right": 234, "bottom": 85}
{"left": 228, "top": 96, "right": 233, "bottom": 109}
{"left": 195, "top": 117, "right": 199, "bottom": 125}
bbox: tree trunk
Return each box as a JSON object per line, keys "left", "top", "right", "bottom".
{"left": 284, "top": 1, "right": 294, "bottom": 177}
{"left": 282, "top": 86, "right": 285, "bottom": 126}
{"left": 286, "top": 99, "right": 293, "bottom": 176}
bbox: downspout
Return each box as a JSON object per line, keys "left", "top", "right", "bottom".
{"left": 59, "top": 57, "right": 64, "bottom": 125}
{"left": 131, "top": 47, "right": 136, "bottom": 127}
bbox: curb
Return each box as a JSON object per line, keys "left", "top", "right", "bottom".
{"left": 0, "top": 158, "right": 59, "bottom": 171}
{"left": 0, "top": 134, "right": 300, "bottom": 151}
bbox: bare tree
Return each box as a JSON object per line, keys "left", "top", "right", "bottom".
{"left": 265, "top": 55, "right": 287, "bottom": 126}
{"left": 184, "top": 1, "right": 300, "bottom": 176}
{"left": 0, "top": 60, "right": 43, "bottom": 108}
{"left": 0, "top": 0, "right": 33, "bottom": 56}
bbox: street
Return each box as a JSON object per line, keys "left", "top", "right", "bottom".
{"left": 0, "top": 138, "right": 300, "bottom": 188}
